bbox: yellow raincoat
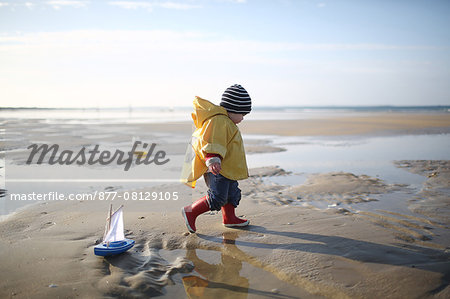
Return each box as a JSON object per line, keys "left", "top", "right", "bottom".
{"left": 181, "top": 97, "right": 249, "bottom": 187}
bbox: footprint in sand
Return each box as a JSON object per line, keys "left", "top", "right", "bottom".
{"left": 95, "top": 240, "right": 193, "bottom": 297}
{"left": 40, "top": 221, "right": 56, "bottom": 229}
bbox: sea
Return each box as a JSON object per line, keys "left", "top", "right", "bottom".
{"left": 1, "top": 105, "right": 449, "bottom": 124}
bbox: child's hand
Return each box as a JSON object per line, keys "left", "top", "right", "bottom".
{"left": 208, "top": 162, "right": 221, "bottom": 175}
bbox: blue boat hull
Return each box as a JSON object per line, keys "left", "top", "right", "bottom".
{"left": 94, "top": 239, "right": 135, "bottom": 256}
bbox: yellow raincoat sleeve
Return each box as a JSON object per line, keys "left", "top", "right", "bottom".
{"left": 199, "top": 116, "right": 229, "bottom": 159}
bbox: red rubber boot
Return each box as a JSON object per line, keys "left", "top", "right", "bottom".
{"left": 182, "top": 196, "right": 210, "bottom": 233}
{"left": 221, "top": 203, "right": 249, "bottom": 227}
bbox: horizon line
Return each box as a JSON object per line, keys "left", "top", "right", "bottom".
{"left": 1, "top": 105, "right": 450, "bottom": 110}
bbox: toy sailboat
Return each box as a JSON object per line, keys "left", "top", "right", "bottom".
{"left": 94, "top": 204, "right": 135, "bottom": 256}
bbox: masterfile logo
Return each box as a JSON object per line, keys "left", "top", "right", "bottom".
{"left": 26, "top": 141, "right": 170, "bottom": 171}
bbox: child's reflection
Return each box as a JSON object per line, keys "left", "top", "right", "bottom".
{"left": 182, "top": 232, "right": 249, "bottom": 299}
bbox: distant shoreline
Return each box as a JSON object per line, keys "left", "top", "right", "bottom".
{"left": 1, "top": 105, "right": 449, "bottom": 112}
{"left": 1, "top": 108, "right": 450, "bottom": 126}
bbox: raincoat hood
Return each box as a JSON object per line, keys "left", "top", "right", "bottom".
{"left": 192, "top": 96, "right": 228, "bottom": 129}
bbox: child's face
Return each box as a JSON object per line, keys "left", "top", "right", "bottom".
{"left": 228, "top": 112, "right": 244, "bottom": 124}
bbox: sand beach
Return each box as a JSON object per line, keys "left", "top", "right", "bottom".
{"left": 0, "top": 110, "right": 449, "bottom": 298}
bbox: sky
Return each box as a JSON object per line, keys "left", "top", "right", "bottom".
{"left": 0, "top": 0, "right": 449, "bottom": 108}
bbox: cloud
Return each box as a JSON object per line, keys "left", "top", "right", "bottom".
{"left": 1, "top": 30, "right": 447, "bottom": 107}
{"left": 108, "top": 1, "right": 153, "bottom": 10}
{"left": 107, "top": 1, "right": 201, "bottom": 11}
{"left": 0, "top": 30, "right": 440, "bottom": 55}
{"left": 159, "top": 2, "right": 201, "bottom": 9}
{"left": 0, "top": 1, "right": 88, "bottom": 10}
{"left": 220, "top": 0, "right": 246, "bottom": 3}
{"left": 45, "top": 1, "right": 89, "bottom": 10}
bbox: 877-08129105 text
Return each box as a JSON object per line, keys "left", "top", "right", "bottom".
{"left": 9, "top": 191, "right": 179, "bottom": 201}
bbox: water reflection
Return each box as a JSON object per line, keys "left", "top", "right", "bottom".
{"left": 182, "top": 232, "right": 298, "bottom": 299}
{"left": 183, "top": 231, "right": 249, "bottom": 299}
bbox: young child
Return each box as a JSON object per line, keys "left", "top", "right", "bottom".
{"left": 181, "top": 84, "right": 252, "bottom": 233}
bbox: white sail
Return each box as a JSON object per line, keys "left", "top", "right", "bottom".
{"left": 103, "top": 206, "right": 125, "bottom": 243}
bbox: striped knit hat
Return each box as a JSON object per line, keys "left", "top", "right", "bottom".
{"left": 220, "top": 84, "right": 252, "bottom": 114}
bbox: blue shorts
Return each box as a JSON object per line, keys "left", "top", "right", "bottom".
{"left": 204, "top": 172, "right": 242, "bottom": 211}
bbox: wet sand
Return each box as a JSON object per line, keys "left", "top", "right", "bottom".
{"left": 0, "top": 113, "right": 449, "bottom": 298}
{"left": 241, "top": 113, "right": 450, "bottom": 136}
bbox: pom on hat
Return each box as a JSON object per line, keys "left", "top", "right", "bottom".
{"left": 220, "top": 84, "right": 252, "bottom": 114}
